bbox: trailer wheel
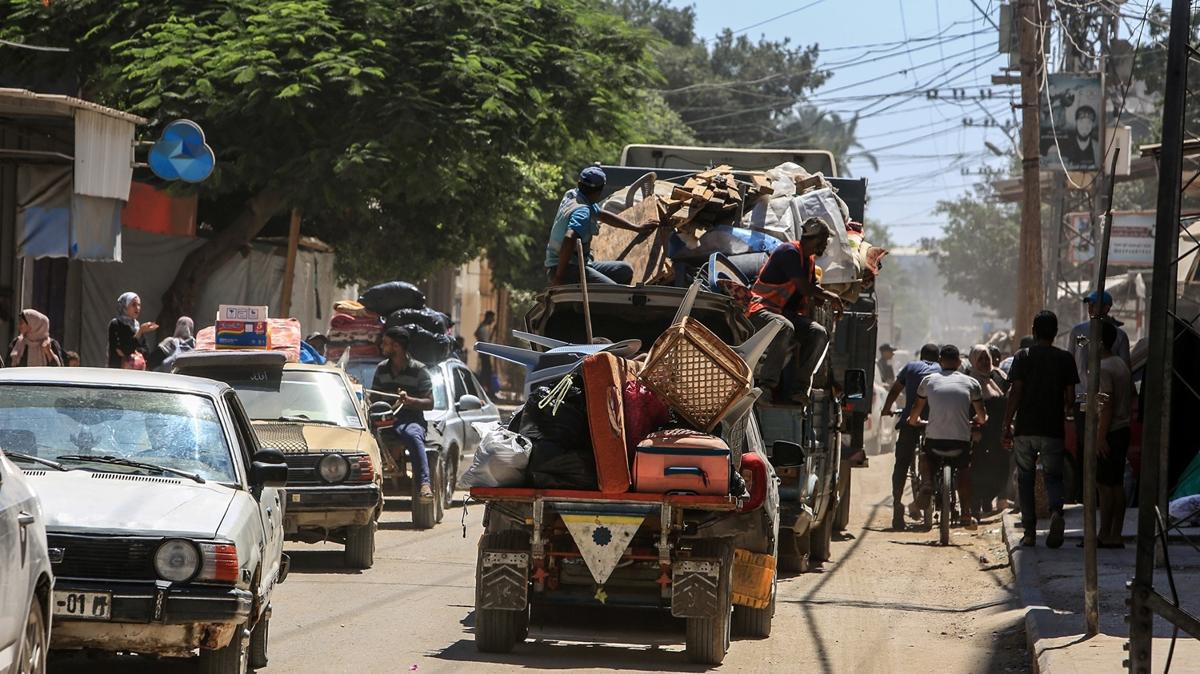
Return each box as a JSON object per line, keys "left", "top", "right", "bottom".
{"left": 809, "top": 494, "right": 837, "bottom": 564}
{"left": 732, "top": 586, "right": 775, "bottom": 639}
{"left": 411, "top": 451, "right": 442, "bottom": 529}
{"left": 474, "top": 530, "right": 530, "bottom": 654}
{"left": 684, "top": 539, "right": 733, "bottom": 665}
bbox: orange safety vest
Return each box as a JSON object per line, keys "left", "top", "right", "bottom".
{"left": 746, "top": 242, "right": 815, "bottom": 317}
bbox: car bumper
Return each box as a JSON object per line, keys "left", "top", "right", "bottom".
{"left": 50, "top": 579, "right": 252, "bottom": 655}
{"left": 283, "top": 484, "right": 381, "bottom": 533}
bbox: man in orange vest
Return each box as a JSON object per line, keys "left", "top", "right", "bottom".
{"left": 748, "top": 217, "right": 844, "bottom": 404}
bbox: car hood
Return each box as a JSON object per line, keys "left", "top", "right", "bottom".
{"left": 26, "top": 470, "right": 237, "bottom": 537}
{"left": 251, "top": 420, "right": 369, "bottom": 455}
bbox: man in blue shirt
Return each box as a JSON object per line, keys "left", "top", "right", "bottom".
{"left": 881, "top": 343, "right": 941, "bottom": 530}
{"left": 546, "top": 166, "right": 658, "bottom": 286}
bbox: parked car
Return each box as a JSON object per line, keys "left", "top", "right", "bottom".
{"left": 344, "top": 356, "right": 500, "bottom": 505}
{"left": 0, "top": 367, "right": 288, "bottom": 674}
{"left": 175, "top": 351, "right": 384, "bottom": 569}
{"left": 0, "top": 450, "right": 52, "bottom": 674}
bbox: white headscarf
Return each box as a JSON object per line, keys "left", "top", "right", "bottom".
{"left": 116, "top": 292, "right": 140, "bottom": 332}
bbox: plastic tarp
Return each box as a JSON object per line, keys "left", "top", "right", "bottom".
{"left": 75, "top": 228, "right": 355, "bottom": 366}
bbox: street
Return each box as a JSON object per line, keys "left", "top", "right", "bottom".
{"left": 50, "top": 453, "right": 1029, "bottom": 674}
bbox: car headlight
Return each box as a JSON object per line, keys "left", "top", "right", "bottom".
{"left": 318, "top": 453, "right": 350, "bottom": 484}
{"left": 155, "top": 539, "right": 200, "bottom": 582}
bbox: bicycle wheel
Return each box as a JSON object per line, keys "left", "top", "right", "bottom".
{"left": 939, "top": 464, "right": 952, "bottom": 546}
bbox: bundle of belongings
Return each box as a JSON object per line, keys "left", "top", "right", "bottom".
{"left": 196, "top": 317, "right": 303, "bottom": 361}
{"left": 596, "top": 162, "right": 887, "bottom": 303}
{"left": 327, "top": 281, "right": 454, "bottom": 364}
{"left": 464, "top": 289, "right": 777, "bottom": 504}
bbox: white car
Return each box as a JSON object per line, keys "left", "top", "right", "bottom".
{"left": 0, "top": 368, "right": 288, "bottom": 674}
{"left": 0, "top": 450, "right": 52, "bottom": 674}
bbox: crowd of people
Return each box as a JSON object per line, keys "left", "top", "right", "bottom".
{"left": 880, "top": 293, "right": 1134, "bottom": 549}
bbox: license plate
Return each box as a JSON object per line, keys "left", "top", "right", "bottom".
{"left": 53, "top": 590, "right": 112, "bottom": 620}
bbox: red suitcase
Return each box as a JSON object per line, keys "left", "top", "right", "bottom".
{"left": 633, "top": 429, "right": 731, "bottom": 496}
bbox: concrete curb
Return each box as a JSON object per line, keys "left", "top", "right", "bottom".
{"left": 1000, "top": 514, "right": 1052, "bottom": 674}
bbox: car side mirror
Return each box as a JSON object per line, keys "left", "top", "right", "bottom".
{"left": 844, "top": 368, "right": 867, "bottom": 401}
{"left": 457, "top": 394, "right": 483, "bottom": 412}
{"left": 250, "top": 448, "right": 288, "bottom": 488}
{"left": 770, "top": 440, "right": 805, "bottom": 468}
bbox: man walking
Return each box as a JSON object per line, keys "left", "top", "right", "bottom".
{"left": 1003, "top": 311, "right": 1080, "bottom": 548}
{"left": 877, "top": 343, "right": 897, "bottom": 387}
{"left": 546, "top": 166, "right": 658, "bottom": 286}
{"left": 747, "top": 217, "right": 844, "bottom": 404}
{"left": 1067, "top": 290, "right": 1130, "bottom": 502}
{"left": 374, "top": 327, "right": 436, "bottom": 502}
{"left": 474, "top": 310, "right": 498, "bottom": 396}
{"left": 1096, "top": 321, "right": 1133, "bottom": 547}
{"left": 882, "top": 343, "right": 942, "bottom": 530}
{"left": 906, "top": 345, "right": 987, "bottom": 530}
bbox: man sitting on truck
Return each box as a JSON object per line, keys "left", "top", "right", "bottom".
{"left": 545, "top": 165, "right": 659, "bottom": 286}
{"left": 374, "top": 326, "right": 437, "bottom": 501}
{"left": 747, "top": 217, "right": 844, "bottom": 405}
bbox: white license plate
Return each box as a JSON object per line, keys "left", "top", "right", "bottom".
{"left": 53, "top": 590, "right": 112, "bottom": 620}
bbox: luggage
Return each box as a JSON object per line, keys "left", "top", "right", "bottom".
{"left": 358, "top": 281, "right": 425, "bottom": 315}
{"left": 386, "top": 307, "right": 450, "bottom": 335}
{"left": 623, "top": 379, "right": 669, "bottom": 453}
{"left": 522, "top": 376, "right": 597, "bottom": 490}
{"left": 633, "top": 429, "right": 731, "bottom": 496}
{"left": 460, "top": 422, "right": 532, "bottom": 488}
{"left": 580, "top": 352, "right": 636, "bottom": 493}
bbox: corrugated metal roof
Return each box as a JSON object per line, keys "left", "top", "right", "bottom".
{"left": 0, "top": 87, "right": 147, "bottom": 125}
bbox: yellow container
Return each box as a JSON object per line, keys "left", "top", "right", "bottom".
{"left": 731, "top": 548, "right": 776, "bottom": 609}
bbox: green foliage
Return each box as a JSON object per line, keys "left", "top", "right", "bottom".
{"left": 925, "top": 183, "right": 1020, "bottom": 319}
{"left": 2, "top": 0, "right": 661, "bottom": 287}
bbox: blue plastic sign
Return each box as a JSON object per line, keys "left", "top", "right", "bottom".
{"left": 148, "top": 119, "right": 216, "bottom": 183}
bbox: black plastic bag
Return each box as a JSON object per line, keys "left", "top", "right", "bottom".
{"left": 395, "top": 323, "right": 452, "bottom": 364}
{"left": 359, "top": 281, "right": 425, "bottom": 315}
{"left": 386, "top": 307, "right": 450, "bottom": 335}
{"left": 521, "top": 377, "right": 597, "bottom": 490}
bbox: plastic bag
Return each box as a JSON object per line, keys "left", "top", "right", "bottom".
{"left": 386, "top": 307, "right": 450, "bottom": 335}
{"left": 522, "top": 376, "right": 597, "bottom": 490}
{"left": 623, "top": 379, "right": 670, "bottom": 452}
{"left": 393, "top": 324, "right": 452, "bottom": 363}
{"left": 359, "top": 281, "right": 426, "bottom": 315}
{"left": 460, "top": 422, "right": 532, "bottom": 488}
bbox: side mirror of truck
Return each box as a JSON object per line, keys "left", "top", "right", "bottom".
{"left": 844, "top": 368, "right": 867, "bottom": 401}
{"left": 770, "top": 440, "right": 805, "bottom": 468}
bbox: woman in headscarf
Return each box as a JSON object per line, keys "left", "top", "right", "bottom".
{"left": 107, "top": 292, "right": 158, "bottom": 369}
{"left": 967, "top": 344, "right": 1008, "bottom": 517}
{"left": 148, "top": 316, "right": 196, "bottom": 372}
{"left": 7, "top": 309, "right": 64, "bottom": 367}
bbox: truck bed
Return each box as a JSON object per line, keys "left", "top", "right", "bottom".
{"left": 469, "top": 487, "right": 738, "bottom": 511}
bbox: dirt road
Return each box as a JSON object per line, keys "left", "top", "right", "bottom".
{"left": 50, "top": 453, "right": 1029, "bottom": 673}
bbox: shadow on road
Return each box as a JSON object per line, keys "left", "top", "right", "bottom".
{"left": 284, "top": 549, "right": 364, "bottom": 575}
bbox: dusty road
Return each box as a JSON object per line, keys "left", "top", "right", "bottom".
{"left": 50, "top": 453, "right": 1029, "bottom": 673}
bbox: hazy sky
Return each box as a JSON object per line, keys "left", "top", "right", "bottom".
{"left": 687, "top": 0, "right": 1154, "bottom": 245}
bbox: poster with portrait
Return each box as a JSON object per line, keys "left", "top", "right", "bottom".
{"left": 1040, "top": 73, "right": 1103, "bottom": 172}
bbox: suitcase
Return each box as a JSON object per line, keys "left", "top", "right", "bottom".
{"left": 580, "top": 352, "right": 639, "bottom": 493}
{"left": 633, "top": 429, "right": 731, "bottom": 496}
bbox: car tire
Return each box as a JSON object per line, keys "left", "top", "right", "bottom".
{"left": 474, "top": 529, "right": 530, "bottom": 654}
{"left": 834, "top": 465, "right": 852, "bottom": 532}
{"left": 249, "top": 609, "right": 270, "bottom": 669}
{"left": 684, "top": 539, "right": 733, "bottom": 665}
{"left": 732, "top": 587, "right": 775, "bottom": 639}
{"left": 17, "top": 593, "right": 47, "bottom": 674}
{"left": 197, "top": 621, "right": 249, "bottom": 674}
{"left": 411, "top": 451, "right": 441, "bottom": 530}
{"left": 344, "top": 521, "right": 377, "bottom": 569}
{"left": 443, "top": 446, "right": 459, "bottom": 510}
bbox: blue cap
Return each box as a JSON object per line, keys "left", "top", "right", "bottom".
{"left": 578, "top": 166, "right": 607, "bottom": 189}
{"left": 1083, "top": 290, "right": 1113, "bottom": 305}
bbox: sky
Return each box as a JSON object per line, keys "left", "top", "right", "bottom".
{"left": 687, "top": 0, "right": 1154, "bottom": 246}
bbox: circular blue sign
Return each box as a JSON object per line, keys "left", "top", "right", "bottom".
{"left": 148, "top": 119, "right": 216, "bottom": 183}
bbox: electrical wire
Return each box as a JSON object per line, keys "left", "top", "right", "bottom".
{"left": 731, "top": 0, "right": 832, "bottom": 35}
{"left": 0, "top": 38, "right": 69, "bottom": 52}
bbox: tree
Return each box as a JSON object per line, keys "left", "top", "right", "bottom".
{"left": 924, "top": 184, "right": 1020, "bottom": 318}
{"left": 3, "top": 0, "right": 661, "bottom": 318}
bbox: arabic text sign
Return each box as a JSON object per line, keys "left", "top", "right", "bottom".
{"left": 1066, "top": 211, "right": 1155, "bottom": 267}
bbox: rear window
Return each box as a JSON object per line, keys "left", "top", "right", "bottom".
{"left": 227, "top": 370, "right": 363, "bottom": 429}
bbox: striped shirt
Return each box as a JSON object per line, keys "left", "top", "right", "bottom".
{"left": 372, "top": 357, "right": 433, "bottom": 426}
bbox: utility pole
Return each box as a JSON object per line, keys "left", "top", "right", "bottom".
{"left": 1015, "top": 0, "right": 1044, "bottom": 337}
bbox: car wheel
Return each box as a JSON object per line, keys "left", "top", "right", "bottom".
{"left": 344, "top": 521, "right": 377, "bottom": 569}
{"left": 249, "top": 608, "right": 270, "bottom": 669}
{"left": 443, "top": 447, "right": 459, "bottom": 510}
{"left": 17, "top": 594, "right": 47, "bottom": 674}
{"left": 197, "top": 621, "right": 249, "bottom": 674}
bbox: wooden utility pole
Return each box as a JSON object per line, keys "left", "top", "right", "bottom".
{"left": 279, "top": 208, "right": 301, "bottom": 317}
{"left": 1015, "top": 0, "right": 1044, "bottom": 338}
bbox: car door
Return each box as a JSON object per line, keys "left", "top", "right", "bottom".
{"left": 453, "top": 366, "right": 496, "bottom": 453}
{"left": 0, "top": 453, "right": 38, "bottom": 662}
{"left": 224, "top": 393, "right": 284, "bottom": 593}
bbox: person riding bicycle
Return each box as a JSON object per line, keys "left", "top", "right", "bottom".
{"left": 907, "top": 344, "right": 988, "bottom": 530}
{"left": 882, "top": 343, "right": 941, "bottom": 530}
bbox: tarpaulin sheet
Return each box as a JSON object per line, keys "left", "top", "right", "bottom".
{"left": 76, "top": 228, "right": 354, "bottom": 366}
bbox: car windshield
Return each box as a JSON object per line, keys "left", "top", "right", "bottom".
{"left": 230, "top": 370, "right": 363, "bottom": 429}
{"left": 0, "top": 384, "right": 236, "bottom": 482}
